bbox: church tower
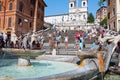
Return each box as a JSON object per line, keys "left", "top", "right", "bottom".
{"left": 81, "top": 0, "right": 88, "bottom": 21}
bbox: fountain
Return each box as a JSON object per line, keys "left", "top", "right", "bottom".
{"left": 2, "top": 48, "right": 45, "bottom": 66}
{"left": 0, "top": 32, "right": 80, "bottom": 80}
{"left": 0, "top": 59, "right": 79, "bottom": 80}
{"left": 1, "top": 28, "right": 120, "bottom": 80}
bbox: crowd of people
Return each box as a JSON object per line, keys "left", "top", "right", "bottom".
{"left": 47, "top": 31, "right": 69, "bottom": 53}
{"left": 0, "top": 25, "right": 120, "bottom": 67}
{"left": 0, "top": 32, "right": 45, "bottom": 50}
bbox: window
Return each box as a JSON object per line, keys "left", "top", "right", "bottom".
{"left": 109, "top": 24, "right": 111, "bottom": 30}
{"left": 38, "top": 2, "right": 41, "bottom": 8}
{"left": 9, "top": 3, "right": 13, "bottom": 10}
{"left": 8, "top": 17, "right": 12, "bottom": 27}
{"left": 42, "top": 6, "right": 44, "bottom": 11}
{"left": 30, "top": 22, "right": 32, "bottom": 28}
{"left": 71, "top": 3, "right": 73, "bottom": 8}
{"left": 19, "top": 2, "right": 23, "bottom": 12}
{"left": 113, "top": 22, "right": 115, "bottom": 28}
{"left": 0, "top": 3, "right": 2, "bottom": 11}
{"left": 18, "top": 18, "right": 22, "bottom": 26}
{"left": 83, "top": 15, "right": 86, "bottom": 19}
{"left": 30, "top": 10, "right": 33, "bottom": 17}
{"left": 113, "top": 8, "right": 115, "bottom": 15}
{"left": 83, "top": 2, "right": 86, "bottom": 6}
{"left": 108, "top": 12, "right": 110, "bottom": 19}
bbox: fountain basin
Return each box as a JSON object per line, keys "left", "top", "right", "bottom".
{"left": 0, "top": 59, "right": 78, "bottom": 80}
{"left": 2, "top": 48, "right": 45, "bottom": 66}
{"left": 2, "top": 48, "right": 45, "bottom": 57}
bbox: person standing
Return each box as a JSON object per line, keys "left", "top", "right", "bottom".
{"left": 79, "top": 35, "right": 83, "bottom": 51}
{"left": 4, "top": 33, "right": 8, "bottom": 47}
{"left": 56, "top": 34, "right": 61, "bottom": 49}
{"left": 39, "top": 33, "right": 45, "bottom": 49}
{"left": 91, "top": 40, "right": 97, "bottom": 48}
{"left": 64, "top": 34, "right": 69, "bottom": 50}
{"left": 74, "top": 31, "right": 80, "bottom": 50}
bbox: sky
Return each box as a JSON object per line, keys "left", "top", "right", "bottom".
{"left": 44, "top": 0, "right": 104, "bottom": 17}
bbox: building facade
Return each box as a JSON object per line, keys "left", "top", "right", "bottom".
{"left": 106, "top": 0, "right": 120, "bottom": 32}
{"left": 96, "top": 6, "right": 107, "bottom": 23}
{"left": 0, "top": 0, "right": 46, "bottom": 37}
{"left": 44, "top": 0, "right": 88, "bottom": 27}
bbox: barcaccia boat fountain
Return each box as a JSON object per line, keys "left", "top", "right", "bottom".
{"left": 0, "top": 33, "right": 119, "bottom": 80}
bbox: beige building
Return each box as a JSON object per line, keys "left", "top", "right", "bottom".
{"left": 96, "top": 6, "right": 107, "bottom": 22}
{"left": 0, "top": 0, "right": 46, "bottom": 37}
{"left": 106, "top": 0, "right": 120, "bottom": 32}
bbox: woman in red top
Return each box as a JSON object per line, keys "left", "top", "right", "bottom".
{"left": 74, "top": 32, "right": 80, "bottom": 50}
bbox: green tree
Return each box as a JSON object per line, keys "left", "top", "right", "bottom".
{"left": 87, "top": 13, "right": 94, "bottom": 23}
{"left": 100, "top": 17, "right": 107, "bottom": 26}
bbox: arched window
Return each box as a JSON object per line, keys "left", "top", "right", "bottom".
{"left": 18, "top": 18, "right": 22, "bottom": 26}
{"left": 29, "top": 22, "right": 33, "bottom": 28}
{"left": 9, "top": 3, "right": 13, "bottom": 10}
{"left": 8, "top": 17, "right": 12, "bottom": 27}
{"left": 19, "top": 2, "right": 23, "bottom": 12}
{"left": 0, "top": 3, "right": 2, "bottom": 11}
{"left": 30, "top": 10, "right": 33, "bottom": 17}
{"left": 71, "top": 3, "right": 73, "bottom": 8}
{"left": 83, "top": 2, "right": 86, "bottom": 6}
{"left": 83, "top": 15, "right": 86, "bottom": 19}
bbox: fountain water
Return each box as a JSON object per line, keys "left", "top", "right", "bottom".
{"left": 0, "top": 59, "right": 78, "bottom": 80}
{"left": 1, "top": 52, "right": 6, "bottom": 59}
